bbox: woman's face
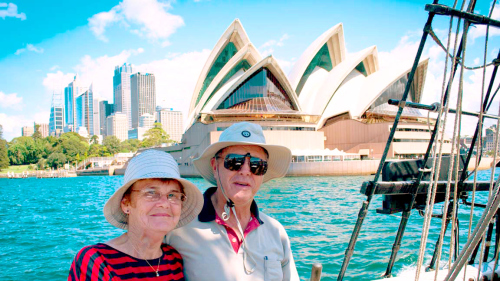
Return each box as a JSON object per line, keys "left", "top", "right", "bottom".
{"left": 121, "top": 179, "right": 183, "bottom": 234}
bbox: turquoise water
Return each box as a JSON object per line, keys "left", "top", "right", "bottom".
{"left": 0, "top": 170, "right": 497, "bottom": 281}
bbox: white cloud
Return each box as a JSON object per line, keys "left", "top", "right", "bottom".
{"left": 40, "top": 47, "right": 211, "bottom": 126}
{"left": 88, "top": 7, "right": 121, "bottom": 42}
{"left": 88, "top": 0, "right": 184, "bottom": 46}
{"left": 0, "top": 113, "right": 32, "bottom": 141}
{"left": 469, "top": 5, "right": 500, "bottom": 41}
{"left": 42, "top": 71, "right": 76, "bottom": 94}
{"left": 378, "top": 29, "right": 500, "bottom": 137}
{"left": 0, "top": 3, "right": 26, "bottom": 20}
{"left": 50, "top": 65, "right": 60, "bottom": 71}
{"left": 0, "top": 91, "right": 23, "bottom": 109}
{"left": 260, "top": 33, "right": 290, "bottom": 56}
{"left": 134, "top": 49, "right": 211, "bottom": 120}
{"left": 14, "top": 44, "right": 44, "bottom": 55}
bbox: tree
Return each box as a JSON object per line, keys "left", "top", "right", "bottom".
{"left": 32, "top": 124, "right": 43, "bottom": 139}
{"left": 0, "top": 124, "right": 3, "bottom": 139}
{"left": 90, "top": 135, "right": 99, "bottom": 145}
{"left": 37, "top": 158, "right": 46, "bottom": 170}
{"left": 55, "top": 133, "right": 89, "bottom": 163}
{"left": 47, "top": 153, "right": 67, "bottom": 169}
{"left": 0, "top": 139, "right": 9, "bottom": 170}
{"left": 88, "top": 144, "right": 111, "bottom": 157}
{"left": 121, "top": 139, "right": 141, "bottom": 152}
{"left": 141, "top": 123, "right": 171, "bottom": 148}
{"left": 103, "top": 136, "right": 122, "bottom": 155}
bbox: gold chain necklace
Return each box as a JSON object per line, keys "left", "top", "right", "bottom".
{"left": 129, "top": 240, "right": 162, "bottom": 277}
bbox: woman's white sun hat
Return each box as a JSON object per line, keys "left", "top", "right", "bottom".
{"left": 103, "top": 149, "right": 204, "bottom": 230}
{"left": 193, "top": 122, "right": 292, "bottom": 185}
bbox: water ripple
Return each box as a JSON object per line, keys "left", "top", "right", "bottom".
{"left": 0, "top": 170, "right": 496, "bottom": 280}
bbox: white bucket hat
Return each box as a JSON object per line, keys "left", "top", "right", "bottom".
{"left": 103, "top": 149, "right": 204, "bottom": 230}
{"left": 193, "top": 122, "right": 292, "bottom": 185}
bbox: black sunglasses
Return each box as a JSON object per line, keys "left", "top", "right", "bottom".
{"left": 218, "top": 153, "right": 268, "bottom": 176}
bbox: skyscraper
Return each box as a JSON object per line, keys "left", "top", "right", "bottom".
{"left": 83, "top": 85, "right": 94, "bottom": 135}
{"left": 156, "top": 108, "right": 183, "bottom": 143}
{"left": 49, "top": 92, "right": 64, "bottom": 137}
{"left": 131, "top": 72, "right": 156, "bottom": 129}
{"left": 64, "top": 75, "right": 87, "bottom": 131}
{"left": 106, "top": 113, "right": 128, "bottom": 142}
{"left": 93, "top": 98, "right": 101, "bottom": 136}
{"left": 22, "top": 126, "right": 34, "bottom": 136}
{"left": 99, "top": 100, "right": 115, "bottom": 136}
{"left": 113, "top": 63, "right": 133, "bottom": 129}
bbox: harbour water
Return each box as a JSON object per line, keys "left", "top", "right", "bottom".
{"left": 1, "top": 170, "right": 497, "bottom": 281}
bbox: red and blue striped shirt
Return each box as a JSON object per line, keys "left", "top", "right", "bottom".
{"left": 68, "top": 243, "right": 184, "bottom": 281}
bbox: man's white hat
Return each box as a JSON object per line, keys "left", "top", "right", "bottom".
{"left": 103, "top": 149, "right": 204, "bottom": 230}
{"left": 194, "top": 122, "right": 292, "bottom": 185}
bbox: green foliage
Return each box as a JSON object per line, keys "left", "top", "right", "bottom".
{"left": 103, "top": 136, "right": 122, "bottom": 155}
{"left": 122, "top": 139, "right": 141, "bottom": 152}
{"left": 88, "top": 144, "right": 111, "bottom": 157}
{"left": 32, "top": 124, "right": 43, "bottom": 139}
{"left": 141, "top": 123, "right": 172, "bottom": 148}
{"left": 47, "top": 152, "right": 67, "bottom": 169}
{"left": 0, "top": 139, "right": 9, "bottom": 170}
{"left": 37, "top": 158, "right": 46, "bottom": 170}
{"left": 54, "top": 132, "right": 89, "bottom": 163}
{"left": 90, "top": 135, "right": 99, "bottom": 145}
{"left": 0, "top": 124, "right": 3, "bottom": 139}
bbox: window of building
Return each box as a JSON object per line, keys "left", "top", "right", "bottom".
{"left": 217, "top": 67, "right": 295, "bottom": 112}
{"left": 355, "top": 62, "right": 368, "bottom": 77}
{"left": 209, "top": 60, "right": 252, "bottom": 104}
{"left": 296, "top": 43, "right": 333, "bottom": 96}
{"left": 196, "top": 42, "right": 239, "bottom": 106}
{"left": 366, "top": 74, "right": 422, "bottom": 117}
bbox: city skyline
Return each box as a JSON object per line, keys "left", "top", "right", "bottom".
{"left": 1, "top": 0, "right": 499, "bottom": 141}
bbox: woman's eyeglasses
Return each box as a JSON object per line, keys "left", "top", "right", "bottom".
{"left": 131, "top": 189, "right": 186, "bottom": 204}
{"left": 218, "top": 153, "right": 268, "bottom": 176}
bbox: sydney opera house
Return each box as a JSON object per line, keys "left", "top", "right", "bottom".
{"left": 161, "top": 19, "right": 450, "bottom": 176}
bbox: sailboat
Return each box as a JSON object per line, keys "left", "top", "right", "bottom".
{"left": 309, "top": 1, "right": 500, "bottom": 281}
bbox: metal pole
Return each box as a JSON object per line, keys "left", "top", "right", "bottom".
{"left": 336, "top": 3, "right": 437, "bottom": 279}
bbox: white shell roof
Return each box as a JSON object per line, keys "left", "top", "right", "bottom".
{"left": 202, "top": 55, "right": 301, "bottom": 113}
{"left": 288, "top": 23, "right": 346, "bottom": 90}
{"left": 186, "top": 43, "right": 262, "bottom": 127}
{"left": 188, "top": 19, "right": 253, "bottom": 116}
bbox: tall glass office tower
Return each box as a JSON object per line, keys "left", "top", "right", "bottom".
{"left": 113, "top": 63, "right": 133, "bottom": 129}
{"left": 64, "top": 75, "right": 87, "bottom": 131}
{"left": 131, "top": 72, "right": 156, "bottom": 129}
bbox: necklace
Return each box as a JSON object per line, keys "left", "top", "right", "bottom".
{"left": 129, "top": 240, "right": 162, "bottom": 277}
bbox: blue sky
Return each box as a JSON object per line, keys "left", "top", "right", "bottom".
{"left": 0, "top": 0, "right": 499, "bottom": 141}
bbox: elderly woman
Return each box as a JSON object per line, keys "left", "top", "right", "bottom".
{"left": 68, "top": 149, "right": 203, "bottom": 281}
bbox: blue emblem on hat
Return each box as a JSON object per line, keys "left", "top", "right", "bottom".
{"left": 241, "top": 130, "right": 251, "bottom": 138}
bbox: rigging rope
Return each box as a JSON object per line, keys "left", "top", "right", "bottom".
{"left": 415, "top": 1, "right": 463, "bottom": 279}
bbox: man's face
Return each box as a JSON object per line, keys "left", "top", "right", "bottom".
{"left": 211, "top": 145, "right": 268, "bottom": 206}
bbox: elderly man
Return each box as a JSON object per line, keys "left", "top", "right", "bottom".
{"left": 166, "top": 122, "right": 299, "bottom": 280}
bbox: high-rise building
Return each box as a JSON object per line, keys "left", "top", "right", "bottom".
{"left": 106, "top": 113, "right": 128, "bottom": 142}
{"left": 93, "top": 98, "right": 101, "bottom": 137}
{"left": 156, "top": 108, "right": 183, "bottom": 143}
{"left": 139, "top": 113, "right": 155, "bottom": 129}
{"left": 99, "top": 100, "right": 115, "bottom": 136}
{"left": 50, "top": 92, "right": 64, "bottom": 137}
{"left": 64, "top": 75, "right": 87, "bottom": 131}
{"left": 75, "top": 94, "right": 84, "bottom": 129}
{"left": 34, "top": 123, "right": 49, "bottom": 138}
{"left": 113, "top": 63, "right": 133, "bottom": 129}
{"left": 131, "top": 72, "right": 156, "bottom": 129}
{"left": 73, "top": 86, "right": 94, "bottom": 136}
{"left": 22, "top": 126, "right": 34, "bottom": 136}
{"left": 83, "top": 85, "right": 94, "bottom": 135}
